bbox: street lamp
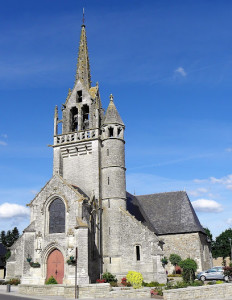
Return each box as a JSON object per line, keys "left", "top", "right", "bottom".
{"left": 229, "top": 238, "right": 232, "bottom": 262}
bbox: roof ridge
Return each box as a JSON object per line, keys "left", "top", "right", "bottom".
{"left": 136, "top": 190, "right": 187, "bottom": 197}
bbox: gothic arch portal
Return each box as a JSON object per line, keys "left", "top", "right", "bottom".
{"left": 46, "top": 248, "right": 64, "bottom": 284}
{"left": 41, "top": 243, "right": 66, "bottom": 284}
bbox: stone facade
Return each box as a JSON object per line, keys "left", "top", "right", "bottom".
{"left": 160, "top": 232, "right": 212, "bottom": 273}
{"left": 6, "top": 19, "right": 211, "bottom": 288}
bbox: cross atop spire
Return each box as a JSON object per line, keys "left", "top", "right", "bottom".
{"left": 82, "top": 8, "right": 85, "bottom": 25}
{"left": 75, "top": 16, "right": 91, "bottom": 89}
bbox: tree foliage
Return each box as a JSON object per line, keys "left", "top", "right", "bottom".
{"left": 169, "top": 254, "right": 182, "bottom": 267}
{"left": 204, "top": 227, "right": 213, "bottom": 242}
{"left": 179, "top": 258, "right": 197, "bottom": 283}
{"left": 212, "top": 228, "right": 232, "bottom": 259}
{"left": 0, "top": 227, "right": 19, "bottom": 248}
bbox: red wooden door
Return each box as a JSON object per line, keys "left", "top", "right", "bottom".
{"left": 47, "top": 249, "right": 64, "bottom": 284}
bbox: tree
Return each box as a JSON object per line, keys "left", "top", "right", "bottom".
{"left": 0, "top": 227, "right": 20, "bottom": 248}
{"left": 12, "top": 227, "right": 19, "bottom": 241}
{"left": 204, "top": 227, "right": 213, "bottom": 242}
{"left": 212, "top": 228, "right": 232, "bottom": 259}
{"left": 0, "top": 231, "right": 6, "bottom": 246}
{"left": 169, "top": 254, "right": 182, "bottom": 274}
{"left": 179, "top": 258, "right": 197, "bottom": 283}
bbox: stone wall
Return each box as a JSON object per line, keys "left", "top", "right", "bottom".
{"left": 163, "top": 283, "right": 232, "bottom": 300}
{"left": 160, "top": 232, "right": 212, "bottom": 273}
{"left": 102, "top": 206, "right": 166, "bottom": 283}
{"left": 19, "top": 283, "right": 151, "bottom": 299}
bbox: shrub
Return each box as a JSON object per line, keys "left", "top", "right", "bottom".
{"left": 126, "top": 271, "right": 143, "bottom": 289}
{"left": 109, "top": 281, "right": 118, "bottom": 287}
{"left": 216, "top": 280, "right": 224, "bottom": 284}
{"left": 169, "top": 254, "right": 182, "bottom": 274}
{"left": 190, "top": 280, "right": 204, "bottom": 286}
{"left": 224, "top": 266, "right": 232, "bottom": 277}
{"left": 143, "top": 281, "right": 160, "bottom": 287}
{"left": 45, "top": 276, "right": 58, "bottom": 285}
{"left": 102, "top": 272, "right": 117, "bottom": 283}
{"left": 4, "top": 278, "right": 21, "bottom": 285}
{"left": 167, "top": 274, "right": 182, "bottom": 277}
{"left": 165, "top": 280, "right": 188, "bottom": 289}
{"left": 179, "top": 258, "right": 197, "bottom": 283}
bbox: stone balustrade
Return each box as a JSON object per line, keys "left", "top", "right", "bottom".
{"left": 54, "top": 129, "right": 99, "bottom": 145}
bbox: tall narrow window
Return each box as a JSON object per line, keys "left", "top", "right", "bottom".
{"left": 82, "top": 105, "right": 89, "bottom": 130}
{"left": 77, "top": 90, "right": 82, "bottom": 103}
{"left": 70, "top": 107, "right": 78, "bottom": 132}
{"left": 109, "top": 257, "right": 111, "bottom": 264}
{"left": 136, "top": 245, "right": 140, "bottom": 261}
{"left": 107, "top": 149, "right": 109, "bottom": 156}
{"left": 108, "top": 127, "right": 114, "bottom": 137}
{"left": 117, "top": 127, "right": 122, "bottom": 137}
{"left": 49, "top": 198, "right": 65, "bottom": 233}
{"left": 108, "top": 199, "right": 110, "bottom": 208}
{"left": 108, "top": 177, "right": 110, "bottom": 185}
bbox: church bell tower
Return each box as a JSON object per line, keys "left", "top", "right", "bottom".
{"left": 52, "top": 22, "right": 104, "bottom": 200}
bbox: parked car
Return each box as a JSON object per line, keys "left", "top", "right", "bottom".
{"left": 197, "top": 267, "right": 228, "bottom": 282}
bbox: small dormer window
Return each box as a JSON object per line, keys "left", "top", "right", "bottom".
{"left": 77, "top": 90, "right": 82, "bottom": 103}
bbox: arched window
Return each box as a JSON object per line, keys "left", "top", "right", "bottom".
{"left": 70, "top": 107, "right": 78, "bottom": 132}
{"left": 82, "top": 105, "right": 89, "bottom": 130}
{"left": 49, "top": 198, "right": 65, "bottom": 233}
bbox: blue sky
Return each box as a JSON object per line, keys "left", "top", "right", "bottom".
{"left": 1, "top": 0, "right": 232, "bottom": 239}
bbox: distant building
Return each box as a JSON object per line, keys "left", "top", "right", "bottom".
{"left": 6, "top": 19, "right": 211, "bottom": 285}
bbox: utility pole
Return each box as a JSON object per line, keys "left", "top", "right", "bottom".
{"left": 75, "top": 247, "right": 78, "bottom": 299}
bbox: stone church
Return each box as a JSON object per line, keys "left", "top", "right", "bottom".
{"left": 6, "top": 20, "right": 212, "bottom": 285}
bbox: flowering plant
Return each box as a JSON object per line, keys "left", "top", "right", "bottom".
{"left": 126, "top": 271, "right": 143, "bottom": 289}
{"left": 150, "top": 289, "right": 158, "bottom": 296}
{"left": 96, "top": 279, "right": 106, "bottom": 283}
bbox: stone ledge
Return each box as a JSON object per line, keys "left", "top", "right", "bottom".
{"left": 19, "top": 284, "right": 151, "bottom": 299}
{"left": 163, "top": 283, "right": 232, "bottom": 300}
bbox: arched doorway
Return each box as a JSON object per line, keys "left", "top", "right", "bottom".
{"left": 46, "top": 249, "right": 64, "bottom": 284}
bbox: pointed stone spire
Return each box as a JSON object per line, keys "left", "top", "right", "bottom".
{"left": 75, "top": 19, "right": 91, "bottom": 89}
{"left": 103, "top": 94, "right": 124, "bottom": 126}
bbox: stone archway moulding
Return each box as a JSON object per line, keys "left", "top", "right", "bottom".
{"left": 41, "top": 242, "right": 66, "bottom": 281}
{"left": 41, "top": 193, "right": 69, "bottom": 215}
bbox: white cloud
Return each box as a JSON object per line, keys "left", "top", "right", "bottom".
{"left": 226, "top": 148, "right": 232, "bottom": 152}
{"left": 193, "top": 178, "right": 207, "bottom": 183}
{"left": 1, "top": 134, "right": 7, "bottom": 139}
{"left": 0, "top": 140, "right": 7, "bottom": 146}
{"left": 210, "top": 174, "right": 232, "bottom": 190}
{"left": 227, "top": 218, "right": 232, "bottom": 225}
{"left": 175, "top": 67, "right": 187, "bottom": 77}
{"left": 191, "top": 199, "right": 223, "bottom": 213}
{"left": 188, "top": 187, "right": 208, "bottom": 197}
{"left": 0, "top": 202, "right": 30, "bottom": 218}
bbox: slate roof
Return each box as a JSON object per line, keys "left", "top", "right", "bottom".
{"left": 127, "top": 191, "right": 205, "bottom": 235}
{"left": 103, "top": 96, "right": 124, "bottom": 126}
